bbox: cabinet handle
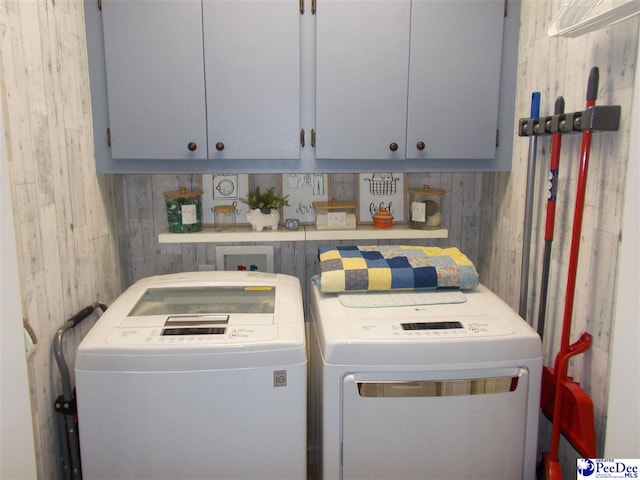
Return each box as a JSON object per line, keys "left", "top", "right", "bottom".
{"left": 300, "top": 0, "right": 304, "bottom": 14}
{"left": 312, "top": 0, "right": 316, "bottom": 14}
{"left": 389, "top": 142, "right": 398, "bottom": 152}
{"left": 416, "top": 141, "right": 425, "bottom": 151}
{"left": 300, "top": 129, "right": 305, "bottom": 147}
{"left": 216, "top": 142, "right": 225, "bottom": 151}
{"left": 311, "top": 129, "right": 316, "bottom": 147}
{"left": 187, "top": 142, "right": 197, "bottom": 151}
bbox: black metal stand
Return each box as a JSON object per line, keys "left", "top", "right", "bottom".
{"left": 54, "top": 303, "right": 108, "bottom": 480}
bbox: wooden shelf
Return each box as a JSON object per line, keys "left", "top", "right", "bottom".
{"left": 158, "top": 226, "right": 305, "bottom": 243}
{"left": 158, "top": 225, "right": 448, "bottom": 244}
{"left": 304, "top": 225, "right": 448, "bottom": 241}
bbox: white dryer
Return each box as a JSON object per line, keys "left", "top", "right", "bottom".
{"left": 76, "top": 271, "right": 306, "bottom": 480}
{"left": 309, "top": 283, "right": 542, "bottom": 480}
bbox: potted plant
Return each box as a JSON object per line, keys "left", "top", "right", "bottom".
{"left": 239, "top": 187, "right": 290, "bottom": 231}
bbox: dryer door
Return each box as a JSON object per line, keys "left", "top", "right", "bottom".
{"left": 341, "top": 368, "right": 530, "bottom": 479}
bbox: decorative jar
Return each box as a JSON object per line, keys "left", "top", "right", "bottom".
{"left": 164, "top": 187, "right": 203, "bottom": 233}
{"left": 372, "top": 207, "right": 394, "bottom": 228}
{"left": 407, "top": 185, "right": 446, "bottom": 230}
{"left": 213, "top": 205, "right": 236, "bottom": 231}
{"left": 312, "top": 199, "right": 357, "bottom": 230}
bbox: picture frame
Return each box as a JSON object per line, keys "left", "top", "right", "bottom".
{"left": 280, "top": 173, "right": 330, "bottom": 225}
{"left": 356, "top": 173, "right": 406, "bottom": 224}
{"left": 202, "top": 174, "right": 251, "bottom": 226}
{"left": 215, "top": 245, "right": 274, "bottom": 273}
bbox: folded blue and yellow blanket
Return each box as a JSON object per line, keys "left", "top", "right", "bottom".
{"left": 317, "top": 245, "right": 479, "bottom": 293}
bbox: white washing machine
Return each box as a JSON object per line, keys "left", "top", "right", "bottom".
{"left": 309, "top": 282, "right": 542, "bottom": 480}
{"left": 76, "top": 271, "right": 306, "bottom": 480}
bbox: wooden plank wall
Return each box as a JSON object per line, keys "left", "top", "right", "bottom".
{"left": 0, "top": 0, "right": 128, "bottom": 477}
{"left": 124, "top": 172, "right": 483, "bottom": 304}
{"left": 479, "top": 1, "right": 638, "bottom": 472}
{"left": 2, "top": 0, "right": 635, "bottom": 477}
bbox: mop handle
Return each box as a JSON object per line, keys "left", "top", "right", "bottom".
{"left": 519, "top": 91, "right": 541, "bottom": 318}
{"left": 537, "top": 97, "right": 565, "bottom": 339}
{"left": 544, "top": 96, "right": 565, "bottom": 241}
{"left": 556, "top": 67, "right": 599, "bottom": 375}
{"left": 531, "top": 91, "right": 541, "bottom": 118}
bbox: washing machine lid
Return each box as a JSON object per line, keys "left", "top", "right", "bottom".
{"left": 126, "top": 284, "right": 276, "bottom": 325}
{"left": 76, "top": 272, "right": 306, "bottom": 370}
{"left": 311, "top": 283, "right": 542, "bottom": 366}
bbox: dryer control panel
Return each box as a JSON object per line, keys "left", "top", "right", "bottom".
{"left": 353, "top": 315, "right": 514, "bottom": 339}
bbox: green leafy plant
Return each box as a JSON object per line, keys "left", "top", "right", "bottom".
{"left": 239, "top": 186, "right": 289, "bottom": 214}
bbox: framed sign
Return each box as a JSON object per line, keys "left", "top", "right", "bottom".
{"left": 202, "top": 174, "right": 251, "bottom": 225}
{"left": 357, "top": 172, "right": 406, "bottom": 224}
{"left": 281, "top": 173, "right": 329, "bottom": 225}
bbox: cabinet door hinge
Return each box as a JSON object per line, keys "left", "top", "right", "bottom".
{"left": 107, "top": 127, "right": 111, "bottom": 147}
{"left": 496, "top": 128, "right": 500, "bottom": 147}
{"left": 504, "top": 0, "right": 508, "bottom": 17}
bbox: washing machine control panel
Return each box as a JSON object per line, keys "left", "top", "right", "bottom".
{"left": 106, "top": 325, "right": 279, "bottom": 345}
{"left": 353, "top": 315, "right": 514, "bottom": 339}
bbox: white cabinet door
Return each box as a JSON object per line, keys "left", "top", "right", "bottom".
{"left": 407, "top": 0, "right": 504, "bottom": 160}
{"left": 315, "top": 0, "right": 411, "bottom": 160}
{"left": 102, "top": 0, "right": 207, "bottom": 160}
{"left": 203, "top": 0, "right": 301, "bottom": 160}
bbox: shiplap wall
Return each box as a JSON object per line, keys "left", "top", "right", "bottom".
{"left": 124, "top": 172, "right": 482, "bottom": 293}
{"left": 1, "top": 0, "right": 636, "bottom": 477}
{"left": 0, "top": 0, "right": 128, "bottom": 477}
{"left": 479, "top": 2, "right": 638, "bottom": 474}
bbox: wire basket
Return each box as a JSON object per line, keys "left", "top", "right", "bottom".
{"left": 365, "top": 173, "right": 400, "bottom": 195}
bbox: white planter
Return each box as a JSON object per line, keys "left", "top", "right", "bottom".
{"left": 245, "top": 208, "right": 280, "bottom": 231}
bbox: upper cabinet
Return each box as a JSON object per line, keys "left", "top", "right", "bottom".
{"left": 101, "top": 0, "right": 207, "bottom": 160}
{"left": 315, "top": 0, "right": 505, "bottom": 161}
{"left": 86, "top": 0, "right": 519, "bottom": 172}
{"left": 101, "top": 0, "right": 300, "bottom": 161}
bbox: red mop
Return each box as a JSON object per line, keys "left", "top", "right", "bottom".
{"left": 540, "top": 67, "right": 599, "bottom": 479}
{"left": 537, "top": 95, "right": 565, "bottom": 339}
